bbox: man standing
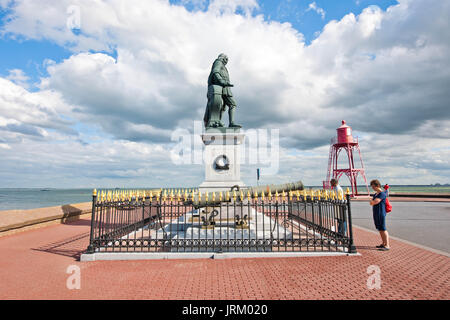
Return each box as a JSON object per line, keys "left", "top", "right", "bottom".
{"left": 330, "top": 178, "right": 343, "bottom": 197}
{"left": 330, "top": 178, "right": 346, "bottom": 236}
{"left": 370, "top": 179, "right": 390, "bottom": 251}
{"left": 203, "top": 54, "right": 242, "bottom": 128}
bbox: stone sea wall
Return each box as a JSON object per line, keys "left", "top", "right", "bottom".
{"left": 0, "top": 202, "right": 91, "bottom": 237}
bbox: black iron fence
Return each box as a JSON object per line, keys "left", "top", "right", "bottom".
{"left": 86, "top": 190, "right": 357, "bottom": 254}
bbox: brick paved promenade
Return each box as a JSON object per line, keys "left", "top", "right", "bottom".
{"left": 0, "top": 216, "right": 448, "bottom": 299}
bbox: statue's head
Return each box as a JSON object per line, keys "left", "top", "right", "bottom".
{"left": 218, "top": 53, "right": 228, "bottom": 65}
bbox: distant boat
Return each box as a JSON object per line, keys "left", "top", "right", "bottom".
{"left": 40, "top": 189, "right": 52, "bottom": 191}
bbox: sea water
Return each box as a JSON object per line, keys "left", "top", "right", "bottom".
{"left": 0, "top": 185, "right": 449, "bottom": 211}
{"left": 0, "top": 188, "right": 92, "bottom": 211}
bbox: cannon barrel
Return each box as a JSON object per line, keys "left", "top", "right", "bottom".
{"left": 184, "top": 193, "right": 231, "bottom": 209}
{"left": 184, "top": 180, "right": 304, "bottom": 208}
{"left": 246, "top": 181, "right": 304, "bottom": 195}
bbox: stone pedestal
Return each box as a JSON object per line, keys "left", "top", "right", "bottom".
{"left": 199, "top": 129, "right": 245, "bottom": 193}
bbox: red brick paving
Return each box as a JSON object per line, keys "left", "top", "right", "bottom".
{"left": 0, "top": 217, "right": 448, "bottom": 300}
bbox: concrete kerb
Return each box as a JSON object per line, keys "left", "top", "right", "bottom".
{"left": 80, "top": 251, "right": 360, "bottom": 261}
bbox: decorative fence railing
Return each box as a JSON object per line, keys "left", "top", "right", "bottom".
{"left": 86, "top": 190, "right": 357, "bottom": 254}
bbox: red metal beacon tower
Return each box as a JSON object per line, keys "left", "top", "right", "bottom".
{"left": 323, "top": 120, "right": 369, "bottom": 197}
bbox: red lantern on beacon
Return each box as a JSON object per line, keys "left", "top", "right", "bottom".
{"left": 324, "top": 120, "right": 369, "bottom": 197}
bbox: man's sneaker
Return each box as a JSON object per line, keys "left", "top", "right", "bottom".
{"left": 376, "top": 244, "right": 385, "bottom": 248}
{"left": 378, "top": 247, "right": 390, "bottom": 251}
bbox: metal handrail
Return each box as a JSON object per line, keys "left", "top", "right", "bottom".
{"left": 86, "top": 193, "right": 356, "bottom": 254}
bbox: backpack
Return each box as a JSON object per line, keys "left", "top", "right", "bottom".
{"left": 384, "top": 184, "right": 392, "bottom": 213}
{"left": 385, "top": 197, "right": 392, "bottom": 213}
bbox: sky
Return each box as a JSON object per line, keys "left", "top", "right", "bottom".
{"left": 0, "top": 0, "right": 449, "bottom": 188}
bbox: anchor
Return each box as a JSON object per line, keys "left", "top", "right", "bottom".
{"left": 235, "top": 214, "right": 249, "bottom": 229}
{"left": 201, "top": 208, "right": 219, "bottom": 229}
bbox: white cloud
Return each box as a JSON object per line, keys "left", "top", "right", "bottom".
{"left": 0, "top": 77, "right": 76, "bottom": 139}
{"left": 208, "top": 0, "right": 259, "bottom": 16}
{"left": 0, "top": 0, "right": 449, "bottom": 186}
{"left": 179, "top": 0, "right": 208, "bottom": 11}
{"left": 6, "top": 69, "right": 30, "bottom": 88}
{"left": 307, "top": 2, "right": 326, "bottom": 20}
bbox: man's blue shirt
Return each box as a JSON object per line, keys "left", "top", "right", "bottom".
{"left": 373, "top": 191, "right": 387, "bottom": 217}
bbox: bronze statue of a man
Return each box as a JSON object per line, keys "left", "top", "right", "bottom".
{"left": 203, "top": 54, "right": 242, "bottom": 129}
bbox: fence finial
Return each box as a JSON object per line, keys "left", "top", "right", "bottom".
{"left": 346, "top": 187, "right": 351, "bottom": 195}
{"left": 93, "top": 189, "right": 97, "bottom": 196}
